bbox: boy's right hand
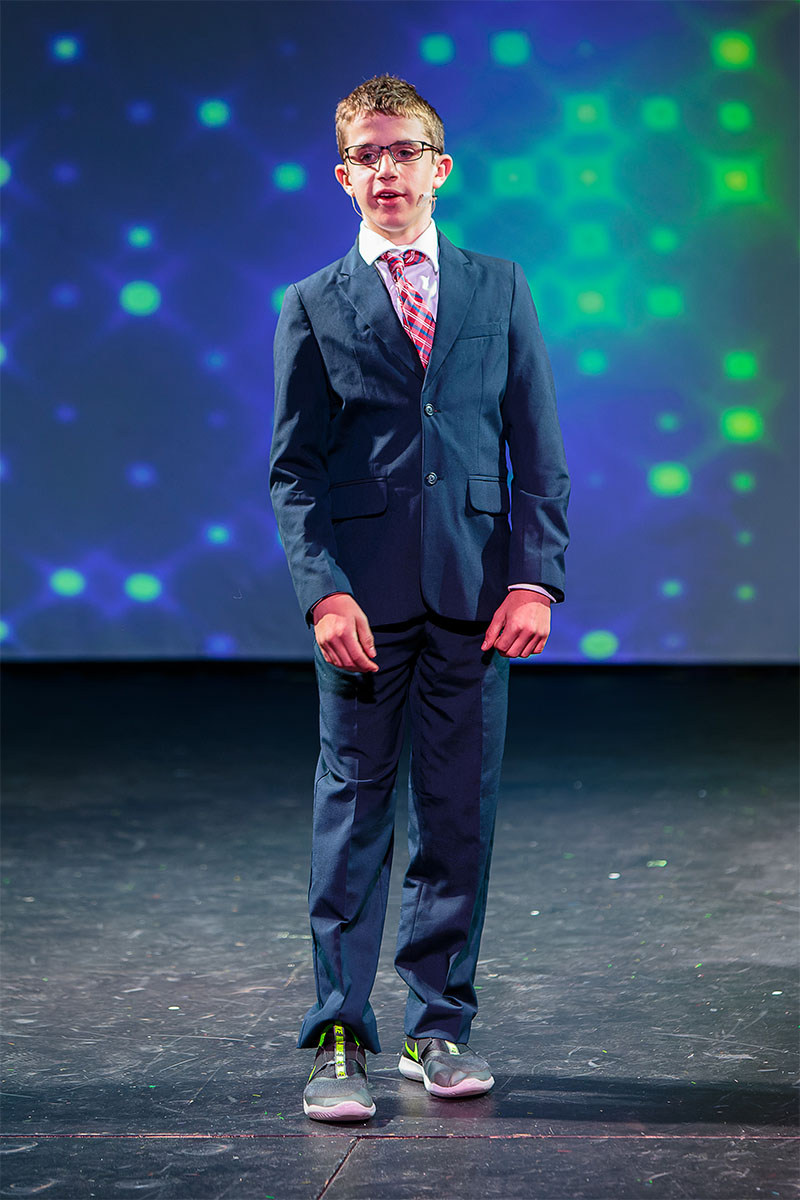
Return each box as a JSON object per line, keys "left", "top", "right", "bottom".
{"left": 312, "top": 593, "right": 379, "bottom": 673}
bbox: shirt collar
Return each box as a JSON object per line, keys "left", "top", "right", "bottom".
{"left": 358, "top": 219, "right": 439, "bottom": 272}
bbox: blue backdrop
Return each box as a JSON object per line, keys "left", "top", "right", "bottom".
{"left": 2, "top": 0, "right": 797, "bottom": 661}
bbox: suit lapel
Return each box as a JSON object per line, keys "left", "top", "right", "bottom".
{"left": 337, "top": 241, "right": 425, "bottom": 382}
{"left": 424, "top": 233, "right": 475, "bottom": 386}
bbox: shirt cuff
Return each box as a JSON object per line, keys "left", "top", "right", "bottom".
{"left": 508, "top": 584, "right": 556, "bottom": 602}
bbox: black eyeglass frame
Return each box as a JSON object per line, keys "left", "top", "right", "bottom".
{"left": 342, "top": 140, "right": 443, "bottom": 167}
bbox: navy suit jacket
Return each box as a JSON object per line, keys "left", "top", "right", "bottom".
{"left": 270, "top": 231, "right": 570, "bottom": 627}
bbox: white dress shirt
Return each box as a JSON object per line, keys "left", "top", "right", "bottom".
{"left": 357, "top": 220, "right": 555, "bottom": 604}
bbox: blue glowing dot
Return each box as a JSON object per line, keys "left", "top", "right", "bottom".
{"left": 127, "top": 101, "right": 154, "bottom": 124}
{"left": 205, "top": 524, "right": 231, "bottom": 545}
{"left": 52, "top": 283, "right": 79, "bottom": 307}
{"left": 55, "top": 404, "right": 77, "bottom": 422}
{"left": 53, "top": 163, "right": 79, "bottom": 184}
{"left": 0, "top": 159, "right": 11, "bottom": 188}
{"left": 124, "top": 573, "right": 162, "bottom": 602}
{"left": 0, "top": 456, "right": 6, "bottom": 479}
{"left": 127, "top": 225, "right": 153, "bottom": 248}
{"left": 0, "top": 619, "right": 8, "bottom": 642}
{"left": 662, "top": 633, "right": 685, "bottom": 650}
{"left": 205, "top": 350, "right": 227, "bottom": 370}
{"left": 197, "top": 99, "right": 231, "bottom": 127}
{"left": 50, "top": 35, "right": 81, "bottom": 61}
{"left": 206, "top": 634, "right": 236, "bottom": 657}
{"left": 660, "top": 579, "right": 684, "bottom": 598}
{"left": 128, "top": 463, "right": 157, "bottom": 487}
{"left": 50, "top": 568, "right": 85, "bottom": 596}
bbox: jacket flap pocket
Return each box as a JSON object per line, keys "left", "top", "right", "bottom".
{"left": 330, "top": 477, "right": 388, "bottom": 520}
{"left": 467, "top": 476, "right": 509, "bottom": 514}
{"left": 457, "top": 322, "right": 502, "bottom": 340}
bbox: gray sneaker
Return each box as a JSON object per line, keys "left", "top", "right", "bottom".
{"left": 398, "top": 1036, "right": 494, "bottom": 1098}
{"left": 303, "top": 1024, "right": 376, "bottom": 1122}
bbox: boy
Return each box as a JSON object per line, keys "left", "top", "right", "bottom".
{"left": 270, "top": 75, "right": 570, "bottom": 1122}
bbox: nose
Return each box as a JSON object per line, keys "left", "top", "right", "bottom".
{"left": 376, "top": 149, "right": 398, "bottom": 177}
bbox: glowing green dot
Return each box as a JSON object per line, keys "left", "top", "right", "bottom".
{"left": 420, "top": 34, "right": 455, "bottom": 64}
{"left": 197, "top": 99, "right": 230, "bottom": 127}
{"left": 273, "top": 163, "right": 306, "bottom": 191}
{"left": 647, "top": 462, "right": 691, "bottom": 496}
{"left": 0, "top": 342, "right": 6, "bottom": 365}
{"left": 736, "top": 530, "right": 753, "bottom": 545}
{"left": 735, "top": 584, "right": 756, "bottom": 602}
{"left": 657, "top": 412, "right": 681, "bottom": 431}
{"left": 578, "top": 167, "right": 599, "bottom": 186}
{"left": 434, "top": 219, "right": 464, "bottom": 246}
{"left": 577, "top": 349, "right": 607, "bottom": 375}
{"left": 723, "top": 350, "right": 758, "bottom": 379}
{"left": 127, "top": 226, "right": 153, "bottom": 248}
{"left": 647, "top": 287, "right": 683, "bottom": 317}
{"left": 50, "top": 568, "right": 85, "bottom": 597}
{"left": 580, "top": 630, "right": 619, "bottom": 660}
{"left": 718, "top": 101, "right": 752, "bottom": 131}
{"left": 52, "top": 36, "right": 80, "bottom": 60}
{"left": 642, "top": 96, "right": 680, "bottom": 130}
{"left": 490, "top": 31, "right": 531, "bottom": 66}
{"left": 569, "top": 223, "right": 610, "bottom": 257}
{"left": 650, "top": 227, "right": 679, "bottom": 253}
{"left": 577, "top": 103, "right": 599, "bottom": 124}
{"left": 721, "top": 407, "right": 763, "bottom": 442}
{"left": 724, "top": 167, "right": 750, "bottom": 192}
{"left": 0, "top": 158, "right": 10, "bottom": 187}
{"left": 730, "top": 471, "right": 755, "bottom": 493}
{"left": 271, "top": 285, "right": 288, "bottom": 314}
{"left": 119, "top": 281, "right": 161, "bottom": 316}
{"left": 647, "top": 860, "right": 668, "bottom": 868}
{"left": 0, "top": 620, "right": 9, "bottom": 641}
{"left": 660, "top": 579, "right": 684, "bottom": 598}
{"left": 490, "top": 157, "right": 535, "bottom": 196}
{"left": 577, "top": 290, "right": 605, "bottom": 315}
{"left": 124, "top": 573, "right": 162, "bottom": 602}
{"left": 712, "top": 32, "right": 755, "bottom": 69}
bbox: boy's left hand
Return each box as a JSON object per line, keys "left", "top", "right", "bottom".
{"left": 481, "top": 591, "right": 551, "bottom": 658}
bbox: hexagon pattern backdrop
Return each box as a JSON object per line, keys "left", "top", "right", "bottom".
{"left": 2, "top": 0, "right": 797, "bottom": 661}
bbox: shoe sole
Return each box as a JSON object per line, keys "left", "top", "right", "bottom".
{"left": 303, "top": 1097, "right": 376, "bottom": 1122}
{"left": 398, "top": 1055, "right": 494, "bottom": 1098}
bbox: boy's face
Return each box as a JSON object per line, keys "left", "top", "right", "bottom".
{"left": 335, "top": 112, "right": 452, "bottom": 244}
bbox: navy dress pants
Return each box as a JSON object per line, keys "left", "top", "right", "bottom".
{"left": 297, "top": 609, "right": 511, "bottom": 1055}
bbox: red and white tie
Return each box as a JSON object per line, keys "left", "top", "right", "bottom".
{"left": 380, "top": 250, "right": 436, "bottom": 369}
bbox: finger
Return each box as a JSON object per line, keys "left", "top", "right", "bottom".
{"left": 341, "top": 631, "right": 379, "bottom": 673}
{"left": 517, "top": 635, "right": 541, "bottom": 658}
{"left": 481, "top": 616, "right": 505, "bottom": 651}
{"left": 354, "top": 612, "right": 377, "bottom": 658}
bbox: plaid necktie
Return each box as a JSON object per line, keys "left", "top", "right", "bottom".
{"left": 379, "top": 250, "right": 436, "bottom": 369}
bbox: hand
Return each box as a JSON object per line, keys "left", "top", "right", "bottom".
{"left": 312, "top": 593, "right": 379, "bottom": 673}
{"left": 481, "top": 591, "right": 551, "bottom": 658}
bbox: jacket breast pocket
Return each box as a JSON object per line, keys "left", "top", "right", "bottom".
{"left": 467, "top": 476, "right": 510, "bottom": 515}
{"left": 456, "top": 323, "right": 503, "bottom": 340}
{"left": 330, "top": 477, "right": 388, "bottom": 520}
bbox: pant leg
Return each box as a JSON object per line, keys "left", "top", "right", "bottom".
{"left": 298, "top": 619, "right": 424, "bottom": 1054}
{"left": 394, "top": 613, "right": 510, "bottom": 1042}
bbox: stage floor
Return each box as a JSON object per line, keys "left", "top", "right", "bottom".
{"left": 1, "top": 663, "right": 797, "bottom": 1198}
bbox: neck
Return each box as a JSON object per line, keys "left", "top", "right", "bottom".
{"left": 364, "top": 215, "right": 433, "bottom": 246}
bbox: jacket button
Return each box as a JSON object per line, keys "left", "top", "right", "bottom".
{"left": 423, "top": 403, "right": 435, "bottom": 416}
{"left": 425, "top": 472, "right": 438, "bottom": 486}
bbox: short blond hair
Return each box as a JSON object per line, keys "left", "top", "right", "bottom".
{"left": 335, "top": 75, "right": 445, "bottom": 159}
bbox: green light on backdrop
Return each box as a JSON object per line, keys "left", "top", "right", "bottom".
{"left": 420, "top": 33, "right": 455, "bottom": 63}
{"left": 128, "top": 226, "right": 153, "bottom": 248}
{"left": 660, "top": 579, "right": 684, "bottom": 598}
{"left": 712, "top": 32, "right": 755, "bottom": 69}
{"left": 435, "top": 219, "right": 464, "bottom": 246}
{"left": 271, "top": 285, "right": 287, "bottom": 314}
{"left": 650, "top": 227, "right": 679, "bottom": 253}
{"left": 724, "top": 350, "right": 758, "bottom": 379}
{"left": 50, "top": 568, "right": 85, "bottom": 597}
{"left": 721, "top": 407, "right": 764, "bottom": 442}
{"left": 580, "top": 630, "right": 619, "bottom": 660}
{"left": 718, "top": 101, "right": 752, "bottom": 132}
{"left": 564, "top": 95, "right": 610, "bottom": 133}
{"left": 442, "top": 161, "right": 463, "bottom": 195}
{"left": 119, "top": 281, "right": 161, "bottom": 316}
{"left": 735, "top": 584, "right": 756, "bottom": 602}
{"left": 577, "top": 349, "right": 607, "bottom": 375}
{"left": 273, "top": 163, "right": 307, "bottom": 191}
{"left": 648, "top": 462, "right": 691, "bottom": 496}
{"left": 731, "top": 471, "right": 756, "bottom": 492}
{"left": 642, "top": 96, "right": 680, "bottom": 130}
{"left": 569, "top": 223, "right": 610, "bottom": 257}
{"left": 561, "top": 156, "right": 615, "bottom": 203}
{"left": 53, "top": 37, "right": 79, "bottom": 60}
{"left": 0, "top": 159, "right": 10, "bottom": 187}
{"left": 490, "top": 31, "right": 531, "bottom": 66}
{"left": 711, "top": 158, "right": 763, "bottom": 203}
{"left": 657, "top": 412, "right": 681, "bottom": 431}
{"left": 736, "top": 530, "right": 753, "bottom": 546}
{"left": 647, "top": 286, "right": 683, "bottom": 317}
{"left": 198, "top": 99, "right": 230, "bottom": 127}
{"left": 125, "top": 573, "right": 162, "bottom": 602}
{"left": 491, "top": 157, "right": 535, "bottom": 196}
{"left": 0, "top": 620, "right": 7, "bottom": 642}
{"left": 577, "top": 290, "right": 606, "bottom": 315}
{"left": 0, "top": 343, "right": 6, "bottom": 366}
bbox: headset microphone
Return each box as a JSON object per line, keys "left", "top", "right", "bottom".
{"left": 417, "top": 191, "right": 433, "bottom": 206}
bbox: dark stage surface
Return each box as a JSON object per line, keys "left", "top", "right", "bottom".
{"left": 1, "top": 663, "right": 797, "bottom": 1199}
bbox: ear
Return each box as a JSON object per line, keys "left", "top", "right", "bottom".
{"left": 432, "top": 154, "right": 454, "bottom": 191}
{"left": 334, "top": 162, "right": 353, "bottom": 195}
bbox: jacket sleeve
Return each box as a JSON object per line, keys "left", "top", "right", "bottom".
{"left": 269, "top": 284, "right": 355, "bottom": 624}
{"left": 503, "top": 262, "right": 571, "bottom": 602}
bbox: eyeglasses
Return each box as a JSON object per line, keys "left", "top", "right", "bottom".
{"left": 343, "top": 141, "right": 442, "bottom": 168}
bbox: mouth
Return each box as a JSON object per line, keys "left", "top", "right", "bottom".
{"left": 374, "top": 190, "right": 404, "bottom": 203}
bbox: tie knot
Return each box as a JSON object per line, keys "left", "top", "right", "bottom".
{"left": 381, "top": 249, "right": 426, "bottom": 279}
